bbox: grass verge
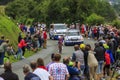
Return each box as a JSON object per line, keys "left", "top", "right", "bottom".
{"left": 5, "top": 48, "right": 42, "bottom": 63}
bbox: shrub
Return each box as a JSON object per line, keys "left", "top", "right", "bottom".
{"left": 112, "top": 19, "right": 120, "bottom": 29}
{"left": 86, "top": 13, "right": 105, "bottom": 26}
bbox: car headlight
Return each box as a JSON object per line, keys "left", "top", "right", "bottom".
{"left": 80, "top": 37, "right": 84, "bottom": 41}
{"left": 65, "top": 38, "right": 69, "bottom": 40}
{"left": 53, "top": 30, "right": 57, "bottom": 34}
{"left": 54, "top": 32, "right": 57, "bottom": 34}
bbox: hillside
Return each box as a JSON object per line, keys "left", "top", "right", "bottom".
{"left": 0, "top": 6, "right": 20, "bottom": 50}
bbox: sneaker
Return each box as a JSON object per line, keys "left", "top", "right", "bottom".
{"left": 22, "top": 56, "right": 25, "bottom": 59}
{"left": 0, "top": 65, "right": 4, "bottom": 68}
{"left": 14, "top": 55, "right": 17, "bottom": 59}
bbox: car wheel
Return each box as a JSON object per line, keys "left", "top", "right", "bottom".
{"left": 49, "top": 36, "right": 52, "bottom": 39}
{"left": 64, "top": 43, "right": 67, "bottom": 46}
{"left": 49, "top": 34, "right": 51, "bottom": 39}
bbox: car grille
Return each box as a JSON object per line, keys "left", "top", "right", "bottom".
{"left": 71, "top": 38, "right": 78, "bottom": 41}
{"left": 57, "top": 32, "right": 66, "bottom": 34}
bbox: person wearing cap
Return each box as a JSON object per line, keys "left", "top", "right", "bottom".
{"left": 79, "top": 44, "right": 85, "bottom": 50}
{"left": 0, "top": 62, "right": 19, "bottom": 80}
{"left": 0, "top": 39, "right": 9, "bottom": 68}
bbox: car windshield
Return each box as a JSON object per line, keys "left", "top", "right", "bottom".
{"left": 54, "top": 25, "right": 67, "bottom": 30}
{"left": 67, "top": 32, "right": 80, "bottom": 36}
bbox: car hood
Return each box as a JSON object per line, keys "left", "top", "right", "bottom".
{"left": 55, "top": 29, "right": 67, "bottom": 32}
{"left": 65, "top": 35, "right": 83, "bottom": 39}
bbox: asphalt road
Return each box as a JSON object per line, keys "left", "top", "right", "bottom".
{"left": 0, "top": 38, "right": 96, "bottom": 80}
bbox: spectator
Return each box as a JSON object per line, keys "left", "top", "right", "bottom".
{"left": 48, "top": 53, "right": 69, "bottom": 80}
{"left": 63, "top": 57, "right": 81, "bottom": 80}
{"left": 81, "top": 44, "right": 90, "bottom": 80}
{"left": 6, "top": 44, "right": 15, "bottom": 56}
{"left": 87, "top": 44, "right": 98, "bottom": 80}
{"left": 23, "top": 64, "right": 41, "bottom": 80}
{"left": 0, "top": 39, "right": 9, "bottom": 68}
{"left": 103, "top": 47, "right": 111, "bottom": 78}
{"left": 19, "top": 37, "right": 27, "bottom": 59}
{"left": 94, "top": 43, "right": 105, "bottom": 76}
{"left": 46, "top": 53, "right": 55, "bottom": 71}
{"left": 116, "top": 46, "right": 120, "bottom": 60}
{"left": 0, "top": 77, "right": 4, "bottom": 80}
{"left": 72, "top": 45, "right": 85, "bottom": 75}
{"left": 18, "top": 32, "right": 22, "bottom": 43}
{"left": 29, "top": 25, "right": 35, "bottom": 35}
{"left": 30, "top": 61, "right": 53, "bottom": 80}
{"left": 16, "top": 41, "right": 23, "bottom": 60}
{"left": 93, "top": 27, "right": 98, "bottom": 40}
{"left": 36, "top": 58, "right": 47, "bottom": 70}
{"left": 0, "top": 35, "right": 5, "bottom": 45}
{"left": 103, "top": 44, "right": 115, "bottom": 64}
{"left": 0, "top": 62, "right": 19, "bottom": 80}
{"left": 105, "top": 36, "right": 115, "bottom": 58}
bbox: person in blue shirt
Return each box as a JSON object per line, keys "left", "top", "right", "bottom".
{"left": 63, "top": 57, "right": 81, "bottom": 80}
{"left": 23, "top": 64, "right": 41, "bottom": 80}
{"left": 0, "top": 35, "right": 5, "bottom": 45}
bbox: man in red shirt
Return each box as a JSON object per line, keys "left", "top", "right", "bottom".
{"left": 43, "top": 28, "right": 47, "bottom": 49}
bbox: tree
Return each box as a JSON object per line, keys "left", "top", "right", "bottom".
{"left": 5, "top": 0, "right": 117, "bottom": 25}
{"left": 5, "top": 0, "right": 36, "bottom": 23}
{"left": 86, "top": 13, "right": 105, "bottom": 26}
{"left": 112, "top": 19, "right": 120, "bottom": 29}
{"left": 96, "top": 0, "right": 116, "bottom": 21}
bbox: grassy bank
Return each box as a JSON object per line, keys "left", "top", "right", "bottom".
{"left": 0, "top": 15, "right": 20, "bottom": 50}
{"left": 0, "top": 6, "right": 42, "bottom": 63}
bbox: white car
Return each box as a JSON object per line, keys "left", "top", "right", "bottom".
{"left": 49, "top": 23, "right": 68, "bottom": 40}
{"left": 64, "top": 29, "right": 84, "bottom": 46}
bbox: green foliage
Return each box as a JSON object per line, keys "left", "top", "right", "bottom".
{"left": 5, "top": 0, "right": 117, "bottom": 24}
{"left": 5, "top": 0, "right": 36, "bottom": 24}
{"left": 0, "top": 0, "right": 14, "bottom": 5}
{"left": 112, "top": 19, "right": 120, "bottom": 29}
{"left": 0, "top": 6, "right": 5, "bottom": 15}
{"left": 113, "top": 3, "right": 120, "bottom": 17}
{"left": 5, "top": 50, "right": 35, "bottom": 63}
{"left": 86, "top": 13, "right": 105, "bottom": 26}
{"left": 96, "top": 0, "right": 116, "bottom": 21}
{"left": 0, "top": 14, "right": 20, "bottom": 50}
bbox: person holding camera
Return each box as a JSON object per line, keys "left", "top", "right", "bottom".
{"left": 72, "top": 45, "right": 85, "bottom": 75}
{"left": 63, "top": 57, "right": 81, "bottom": 80}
